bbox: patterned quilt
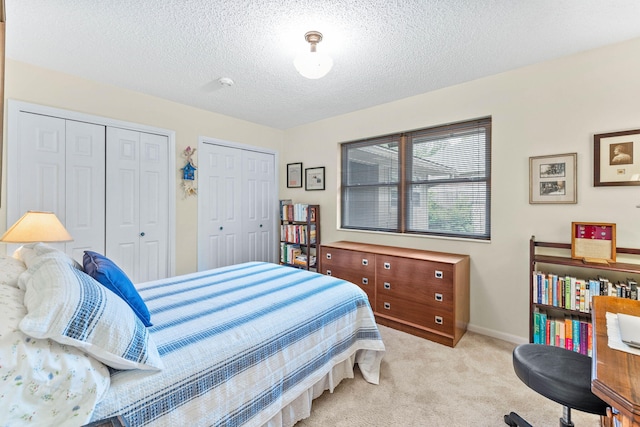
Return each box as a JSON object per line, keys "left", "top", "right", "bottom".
{"left": 90, "top": 262, "right": 385, "bottom": 426}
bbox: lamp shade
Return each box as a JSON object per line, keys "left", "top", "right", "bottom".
{"left": 294, "top": 51, "right": 334, "bottom": 79}
{"left": 0, "top": 211, "right": 73, "bottom": 243}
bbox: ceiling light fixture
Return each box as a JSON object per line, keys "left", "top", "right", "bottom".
{"left": 293, "top": 31, "right": 333, "bottom": 79}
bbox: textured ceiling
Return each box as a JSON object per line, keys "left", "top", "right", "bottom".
{"left": 6, "top": 1, "right": 640, "bottom": 130}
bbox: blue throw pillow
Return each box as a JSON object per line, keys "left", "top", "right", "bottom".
{"left": 83, "top": 250, "right": 152, "bottom": 327}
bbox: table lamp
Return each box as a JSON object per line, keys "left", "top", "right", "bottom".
{"left": 0, "top": 211, "right": 73, "bottom": 243}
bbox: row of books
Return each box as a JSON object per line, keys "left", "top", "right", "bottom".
{"left": 533, "top": 271, "right": 638, "bottom": 313}
{"left": 532, "top": 310, "right": 592, "bottom": 356}
{"left": 279, "top": 243, "right": 316, "bottom": 267}
{"left": 280, "top": 224, "right": 316, "bottom": 244}
{"left": 280, "top": 201, "right": 317, "bottom": 222}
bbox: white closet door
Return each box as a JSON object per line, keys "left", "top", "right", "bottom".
{"left": 242, "top": 150, "right": 276, "bottom": 263}
{"left": 65, "top": 120, "right": 106, "bottom": 263}
{"left": 138, "top": 132, "right": 169, "bottom": 282}
{"left": 9, "top": 101, "right": 175, "bottom": 277}
{"left": 13, "top": 112, "right": 66, "bottom": 222}
{"left": 12, "top": 112, "right": 105, "bottom": 263}
{"left": 106, "top": 127, "right": 140, "bottom": 280}
{"left": 106, "top": 127, "right": 169, "bottom": 283}
{"left": 197, "top": 143, "right": 243, "bottom": 270}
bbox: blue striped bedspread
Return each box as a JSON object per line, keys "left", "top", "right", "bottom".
{"left": 90, "top": 262, "right": 385, "bottom": 426}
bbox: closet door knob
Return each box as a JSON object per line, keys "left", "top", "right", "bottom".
{"left": 219, "top": 226, "right": 223, "bottom": 230}
{"left": 140, "top": 232, "right": 145, "bottom": 237}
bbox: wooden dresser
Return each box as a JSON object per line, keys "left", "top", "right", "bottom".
{"left": 320, "top": 241, "right": 470, "bottom": 347}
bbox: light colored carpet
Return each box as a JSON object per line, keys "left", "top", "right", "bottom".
{"left": 296, "top": 325, "right": 601, "bottom": 427}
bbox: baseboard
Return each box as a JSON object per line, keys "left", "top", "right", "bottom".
{"left": 467, "top": 324, "right": 528, "bottom": 345}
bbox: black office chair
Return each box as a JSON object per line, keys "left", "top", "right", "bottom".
{"left": 504, "top": 344, "right": 609, "bottom": 427}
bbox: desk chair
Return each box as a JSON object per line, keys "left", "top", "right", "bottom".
{"left": 504, "top": 344, "right": 609, "bottom": 427}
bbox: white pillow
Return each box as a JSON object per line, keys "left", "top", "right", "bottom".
{"left": 14, "top": 242, "right": 82, "bottom": 272}
{"left": 0, "top": 282, "right": 110, "bottom": 427}
{"left": 19, "top": 253, "right": 164, "bottom": 371}
{"left": 0, "top": 256, "right": 26, "bottom": 288}
{"left": 0, "top": 284, "right": 27, "bottom": 337}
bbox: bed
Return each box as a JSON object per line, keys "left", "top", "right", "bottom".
{"left": 0, "top": 243, "right": 385, "bottom": 427}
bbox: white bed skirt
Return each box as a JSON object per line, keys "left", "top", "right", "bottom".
{"left": 263, "top": 349, "right": 382, "bottom": 427}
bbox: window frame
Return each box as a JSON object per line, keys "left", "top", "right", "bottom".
{"left": 340, "top": 117, "right": 491, "bottom": 240}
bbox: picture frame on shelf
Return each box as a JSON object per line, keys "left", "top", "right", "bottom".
{"left": 594, "top": 129, "right": 640, "bottom": 187}
{"left": 287, "top": 162, "right": 303, "bottom": 188}
{"left": 571, "top": 222, "right": 616, "bottom": 264}
{"left": 305, "top": 166, "right": 325, "bottom": 191}
{"left": 529, "top": 153, "right": 577, "bottom": 204}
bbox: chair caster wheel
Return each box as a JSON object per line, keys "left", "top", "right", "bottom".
{"left": 504, "top": 414, "right": 517, "bottom": 426}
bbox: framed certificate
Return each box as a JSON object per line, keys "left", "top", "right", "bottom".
{"left": 571, "top": 222, "right": 616, "bottom": 263}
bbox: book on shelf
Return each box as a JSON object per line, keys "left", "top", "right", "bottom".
{"left": 280, "top": 242, "right": 301, "bottom": 265}
{"left": 280, "top": 203, "right": 317, "bottom": 222}
{"left": 292, "top": 254, "right": 317, "bottom": 267}
{"left": 532, "top": 309, "right": 592, "bottom": 356}
{"left": 533, "top": 271, "right": 640, "bottom": 315}
{"left": 280, "top": 224, "right": 317, "bottom": 245}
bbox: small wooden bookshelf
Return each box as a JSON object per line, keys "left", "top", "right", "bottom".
{"left": 279, "top": 202, "right": 320, "bottom": 271}
{"left": 529, "top": 236, "right": 640, "bottom": 350}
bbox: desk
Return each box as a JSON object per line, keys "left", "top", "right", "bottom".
{"left": 592, "top": 296, "right": 640, "bottom": 427}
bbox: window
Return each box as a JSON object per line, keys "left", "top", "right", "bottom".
{"left": 341, "top": 117, "right": 491, "bottom": 240}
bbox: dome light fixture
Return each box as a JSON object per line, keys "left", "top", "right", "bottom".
{"left": 293, "top": 31, "right": 333, "bottom": 79}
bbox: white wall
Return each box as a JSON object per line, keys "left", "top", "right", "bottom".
{"left": 3, "top": 60, "right": 284, "bottom": 275}
{"left": 281, "top": 37, "right": 640, "bottom": 343}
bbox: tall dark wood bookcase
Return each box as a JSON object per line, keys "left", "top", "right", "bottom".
{"left": 529, "top": 236, "right": 640, "bottom": 345}
{"left": 279, "top": 204, "right": 320, "bottom": 271}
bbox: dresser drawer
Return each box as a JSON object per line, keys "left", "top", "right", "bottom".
{"left": 331, "top": 270, "right": 375, "bottom": 303}
{"left": 320, "top": 247, "right": 375, "bottom": 302}
{"left": 377, "top": 279, "right": 453, "bottom": 312}
{"left": 376, "top": 294, "right": 454, "bottom": 335}
{"left": 376, "top": 255, "right": 454, "bottom": 288}
{"left": 321, "top": 248, "right": 374, "bottom": 277}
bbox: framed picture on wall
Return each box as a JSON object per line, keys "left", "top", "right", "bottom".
{"left": 305, "top": 167, "right": 325, "bottom": 191}
{"left": 287, "top": 162, "right": 303, "bottom": 188}
{"left": 529, "top": 153, "right": 577, "bottom": 204}
{"left": 594, "top": 129, "right": 640, "bottom": 186}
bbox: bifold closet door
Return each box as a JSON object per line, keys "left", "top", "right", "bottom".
{"left": 12, "top": 111, "right": 105, "bottom": 263}
{"left": 242, "top": 149, "right": 276, "bottom": 264}
{"left": 106, "top": 127, "right": 169, "bottom": 283}
{"left": 197, "top": 143, "right": 243, "bottom": 270}
{"left": 197, "top": 142, "right": 276, "bottom": 271}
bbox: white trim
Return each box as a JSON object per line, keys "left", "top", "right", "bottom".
{"left": 467, "top": 323, "right": 527, "bottom": 345}
{"left": 7, "top": 100, "right": 176, "bottom": 277}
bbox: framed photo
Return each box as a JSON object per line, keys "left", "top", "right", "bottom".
{"left": 594, "top": 129, "right": 640, "bottom": 186}
{"left": 529, "top": 153, "right": 577, "bottom": 204}
{"left": 571, "top": 222, "right": 616, "bottom": 263}
{"left": 305, "top": 166, "right": 325, "bottom": 191}
{"left": 287, "top": 162, "right": 303, "bottom": 188}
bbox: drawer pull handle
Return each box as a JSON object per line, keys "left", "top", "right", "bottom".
{"left": 362, "top": 277, "right": 368, "bottom": 285}
{"left": 435, "top": 293, "right": 443, "bottom": 302}
{"left": 435, "top": 316, "right": 443, "bottom": 325}
{"left": 383, "top": 302, "right": 391, "bottom": 310}
{"left": 326, "top": 270, "right": 332, "bottom": 276}
{"left": 326, "top": 253, "right": 332, "bottom": 259}
{"left": 362, "top": 259, "right": 368, "bottom": 266}
{"left": 383, "top": 282, "right": 391, "bottom": 290}
{"left": 435, "top": 270, "right": 443, "bottom": 279}
{"left": 384, "top": 262, "right": 391, "bottom": 270}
